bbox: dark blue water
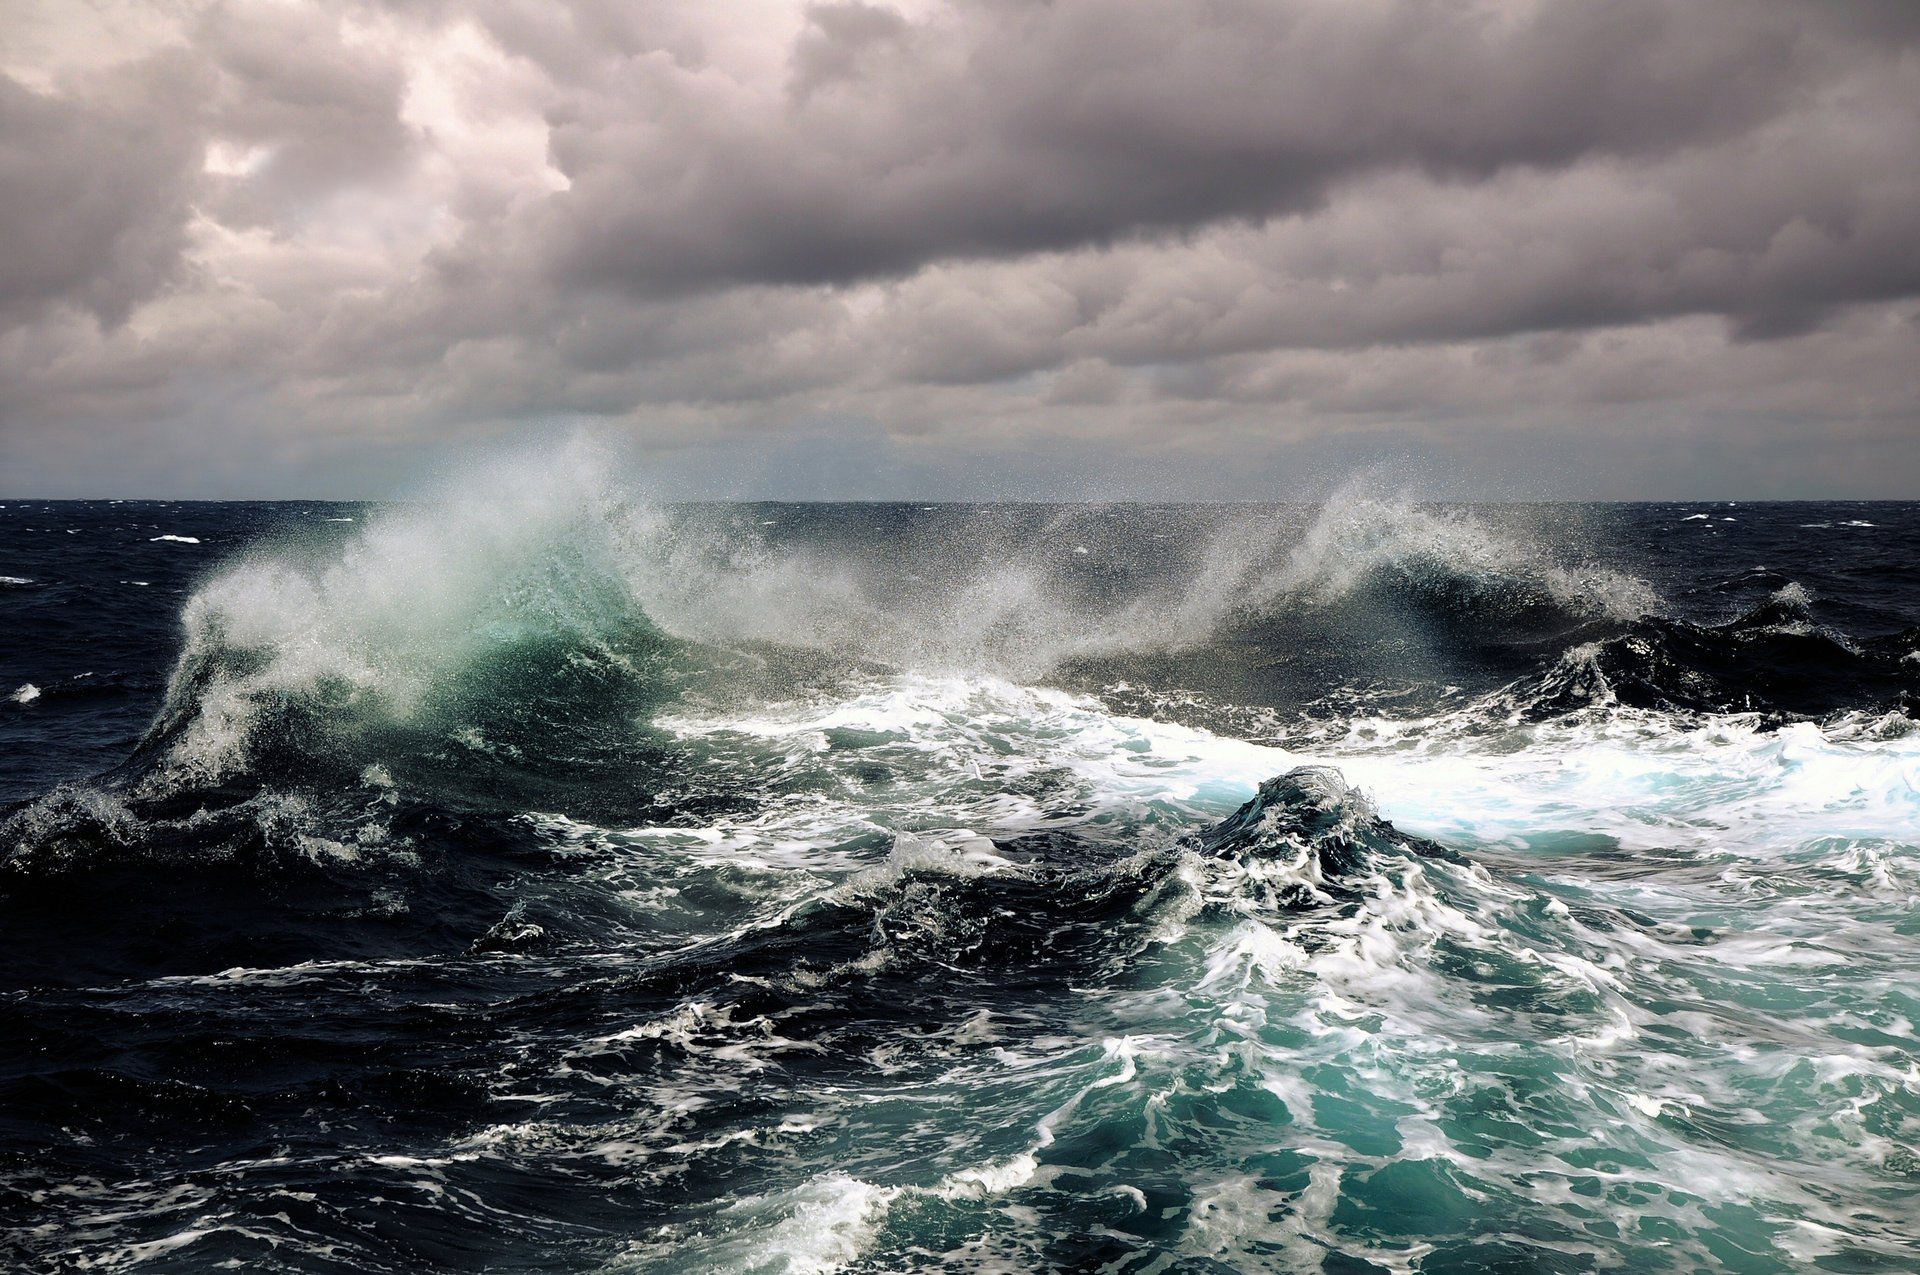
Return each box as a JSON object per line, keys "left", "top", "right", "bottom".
{"left": 4, "top": 480, "right": 1918, "bottom": 1272}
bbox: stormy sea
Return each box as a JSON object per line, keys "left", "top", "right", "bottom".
{"left": 4, "top": 461, "right": 1918, "bottom": 1274}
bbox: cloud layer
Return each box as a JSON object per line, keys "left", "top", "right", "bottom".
{"left": 2, "top": 0, "right": 1916, "bottom": 496}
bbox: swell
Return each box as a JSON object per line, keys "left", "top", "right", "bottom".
{"left": 1511, "top": 583, "right": 1920, "bottom": 723}
{"left": 6, "top": 619, "right": 1919, "bottom": 1273}
{"left": 19, "top": 725, "right": 1911, "bottom": 1271}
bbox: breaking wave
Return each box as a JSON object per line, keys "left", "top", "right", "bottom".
{"left": 143, "top": 450, "right": 670, "bottom": 789}
{"left": 1259, "top": 479, "right": 1659, "bottom": 623}
{"left": 128, "top": 454, "right": 1666, "bottom": 799}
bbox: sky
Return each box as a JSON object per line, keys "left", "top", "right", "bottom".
{"left": 1, "top": 0, "right": 1916, "bottom": 499}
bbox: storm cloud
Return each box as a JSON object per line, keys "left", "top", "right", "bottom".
{"left": 1, "top": 0, "right": 1916, "bottom": 496}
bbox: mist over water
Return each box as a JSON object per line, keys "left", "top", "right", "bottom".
{"left": 3, "top": 450, "right": 1918, "bottom": 1272}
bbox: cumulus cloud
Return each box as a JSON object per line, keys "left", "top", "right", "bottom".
{"left": 0, "top": 0, "right": 1916, "bottom": 496}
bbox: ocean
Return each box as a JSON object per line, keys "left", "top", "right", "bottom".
{"left": 3, "top": 466, "right": 1918, "bottom": 1273}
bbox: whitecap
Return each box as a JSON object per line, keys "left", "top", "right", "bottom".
{"left": 614, "top": 1172, "right": 898, "bottom": 1274}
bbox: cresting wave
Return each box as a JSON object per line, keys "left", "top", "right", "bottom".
{"left": 1259, "top": 481, "right": 1659, "bottom": 623}
{"left": 115, "top": 454, "right": 1664, "bottom": 803}
{"left": 6, "top": 454, "right": 1908, "bottom": 932}
{"left": 1515, "top": 582, "right": 1920, "bottom": 721}
{"left": 139, "top": 454, "right": 669, "bottom": 790}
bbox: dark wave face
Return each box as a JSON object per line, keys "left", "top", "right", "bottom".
{"left": 4, "top": 468, "right": 1919, "bottom": 1273}
{"left": 1515, "top": 589, "right": 1920, "bottom": 722}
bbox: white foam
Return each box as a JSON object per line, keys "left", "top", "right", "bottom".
{"left": 1329, "top": 713, "right": 1920, "bottom": 860}
{"left": 660, "top": 666, "right": 1920, "bottom": 888}
{"left": 655, "top": 673, "right": 1291, "bottom": 853}
{"left": 9, "top": 682, "right": 40, "bottom": 704}
{"left": 149, "top": 534, "right": 201, "bottom": 543}
{"left": 621, "top": 1173, "right": 897, "bottom": 1275}
{"left": 868, "top": 829, "right": 1018, "bottom": 880}
{"left": 1773, "top": 581, "right": 1813, "bottom": 608}
{"left": 929, "top": 1150, "right": 1041, "bottom": 1199}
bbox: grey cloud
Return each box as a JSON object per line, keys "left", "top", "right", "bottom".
{"left": 192, "top": 1, "right": 417, "bottom": 226}
{"left": 532, "top": 0, "right": 1840, "bottom": 295}
{"left": 1134, "top": 308, "right": 1920, "bottom": 424}
{"left": 864, "top": 55, "right": 1920, "bottom": 386}
{"left": 4, "top": 0, "right": 1919, "bottom": 499}
{"left": 0, "top": 1, "right": 418, "bottom": 332}
{"left": 434, "top": 0, "right": 721, "bottom": 80}
{"left": 0, "top": 54, "right": 208, "bottom": 328}
{"left": 788, "top": 2, "right": 910, "bottom": 101}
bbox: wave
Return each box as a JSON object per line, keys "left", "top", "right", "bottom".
{"left": 137, "top": 445, "right": 674, "bottom": 792}
{"left": 1512, "top": 583, "right": 1920, "bottom": 721}
{"left": 18, "top": 442, "right": 1914, "bottom": 944}
{"left": 674, "top": 468, "right": 1663, "bottom": 668}
{"left": 502, "top": 721, "right": 1915, "bottom": 1271}
{"left": 648, "top": 480, "right": 1662, "bottom": 696}
{"left": 1197, "top": 765, "right": 1462, "bottom": 887}
{"left": 1255, "top": 479, "right": 1658, "bottom": 624}
{"left": 104, "top": 449, "right": 1662, "bottom": 800}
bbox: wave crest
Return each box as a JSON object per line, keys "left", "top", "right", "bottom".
{"left": 1258, "top": 480, "right": 1659, "bottom": 624}
{"left": 144, "top": 446, "right": 667, "bottom": 788}
{"left": 1507, "top": 584, "right": 1919, "bottom": 722}
{"left": 129, "top": 448, "right": 1667, "bottom": 800}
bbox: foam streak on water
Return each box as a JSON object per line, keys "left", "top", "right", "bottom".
{"left": 2, "top": 459, "right": 1917, "bottom": 1272}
